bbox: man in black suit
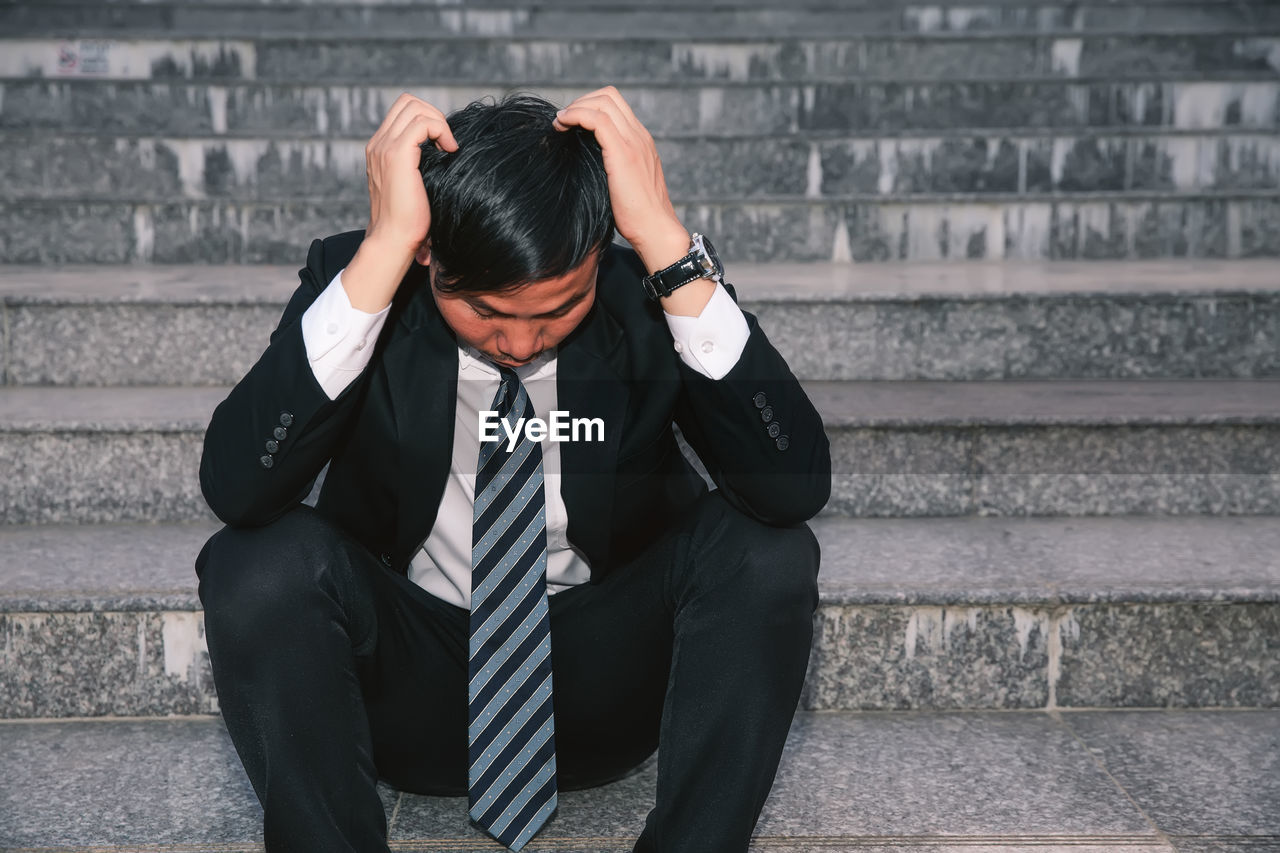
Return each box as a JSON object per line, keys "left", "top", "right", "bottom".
{"left": 196, "top": 87, "right": 830, "bottom": 852}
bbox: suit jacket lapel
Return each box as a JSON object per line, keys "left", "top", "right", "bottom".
{"left": 557, "top": 295, "right": 629, "bottom": 575}
{"left": 383, "top": 265, "right": 459, "bottom": 568}
{"left": 384, "top": 260, "right": 630, "bottom": 576}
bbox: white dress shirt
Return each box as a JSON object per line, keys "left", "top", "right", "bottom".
{"left": 300, "top": 265, "right": 750, "bottom": 608}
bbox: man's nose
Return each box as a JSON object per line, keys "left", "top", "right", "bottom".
{"left": 498, "top": 324, "right": 542, "bottom": 361}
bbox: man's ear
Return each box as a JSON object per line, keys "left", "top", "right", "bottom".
{"left": 414, "top": 241, "right": 432, "bottom": 267}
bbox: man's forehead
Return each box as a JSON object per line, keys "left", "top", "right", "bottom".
{"left": 436, "top": 256, "right": 600, "bottom": 305}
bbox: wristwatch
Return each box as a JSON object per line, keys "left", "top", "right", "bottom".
{"left": 641, "top": 232, "right": 724, "bottom": 302}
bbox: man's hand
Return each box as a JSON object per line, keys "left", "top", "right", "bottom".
{"left": 552, "top": 85, "right": 689, "bottom": 267}
{"left": 344, "top": 93, "right": 459, "bottom": 313}
{"left": 553, "top": 86, "right": 712, "bottom": 317}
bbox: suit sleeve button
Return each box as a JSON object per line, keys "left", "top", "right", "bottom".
{"left": 259, "top": 454, "right": 275, "bottom": 469}
{"left": 775, "top": 435, "right": 790, "bottom": 451}
{"left": 760, "top": 406, "right": 774, "bottom": 423}
{"left": 273, "top": 426, "right": 288, "bottom": 441}
{"left": 767, "top": 422, "right": 781, "bottom": 438}
{"left": 752, "top": 392, "right": 767, "bottom": 409}
{"left": 265, "top": 439, "right": 279, "bottom": 453}
{"left": 279, "top": 412, "right": 294, "bottom": 427}
{"left": 380, "top": 553, "right": 393, "bottom": 567}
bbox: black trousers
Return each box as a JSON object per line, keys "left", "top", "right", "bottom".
{"left": 195, "top": 490, "right": 821, "bottom": 852}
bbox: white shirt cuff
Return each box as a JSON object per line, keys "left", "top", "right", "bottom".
{"left": 300, "top": 267, "right": 391, "bottom": 400}
{"left": 662, "top": 280, "right": 750, "bottom": 380}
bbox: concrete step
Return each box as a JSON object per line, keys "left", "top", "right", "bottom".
{"left": 7, "top": 130, "right": 1279, "bottom": 202}
{"left": 4, "top": 192, "right": 1280, "bottom": 263}
{"left": 2, "top": 380, "right": 1279, "bottom": 525}
{"left": 6, "top": 2, "right": 1280, "bottom": 38}
{"left": 2, "top": 79, "right": 1277, "bottom": 138}
{"left": 3, "top": 260, "right": 1279, "bottom": 385}
{"left": 2, "top": 709, "right": 1278, "bottom": 851}
{"left": 1, "top": 515, "right": 1277, "bottom": 718}
{"left": 5, "top": 33, "right": 1280, "bottom": 83}
{"left": 16, "top": 0, "right": 1263, "bottom": 6}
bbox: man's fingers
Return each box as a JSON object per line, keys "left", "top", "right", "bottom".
{"left": 392, "top": 113, "right": 458, "bottom": 155}
{"left": 591, "top": 85, "right": 645, "bottom": 135}
{"left": 555, "top": 104, "right": 626, "bottom": 150}
{"left": 559, "top": 86, "right": 644, "bottom": 137}
{"left": 387, "top": 103, "right": 457, "bottom": 151}
{"left": 374, "top": 95, "right": 458, "bottom": 153}
{"left": 372, "top": 91, "right": 421, "bottom": 140}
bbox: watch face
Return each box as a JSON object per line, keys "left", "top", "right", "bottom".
{"left": 699, "top": 234, "right": 723, "bottom": 277}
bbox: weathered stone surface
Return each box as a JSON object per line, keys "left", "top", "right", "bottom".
{"left": 7, "top": 34, "right": 1274, "bottom": 84}
{"left": 0, "top": 610, "right": 216, "bottom": 717}
{"left": 802, "top": 604, "right": 1053, "bottom": 710}
{"left": 4, "top": 709, "right": 1276, "bottom": 849}
{"left": 1055, "top": 603, "right": 1280, "bottom": 707}
{"left": 0, "top": 718, "right": 265, "bottom": 848}
{"left": 0, "top": 5, "right": 904, "bottom": 39}
{"left": 7, "top": 302, "right": 281, "bottom": 385}
{"left": 0, "top": 384, "right": 224, "bottom": 524}
{"left": 0, "top": 80, "right": 798, "bottom": 135}
{"left": 1, "top": 429, "right": 212, "bottom": 523}
{"left": 22, "top": 132, "right": 1275, "bottom": 202}
{"left": 6, "top": 1, "right": 1278, "bottom": 40}
{"left": 6, "top": 261, "right": 1279, "bottom": 383}
{"left": 752, "top": 292, "right": 1280, "bottom": 381}
{"left": 1061, "top": 709, "right": 1280, "bottom": 838}
{"left": 0, "top": 201, "right": 134, "bottom": 264}
{"left": 5, "top": 80, "right": 1278, "bottom": 137}
{"left": 802, "top": 80, "right": 1280, "bottom": 131}
{"left": 4, "top": 382, "right": 1279, "bottom": 523}
{"left": 0, "top": 522, "right": 217, "bottom": 614}
{"left": 808, "top": 514, "right": 1280, "bottom": 607}
{"left": 3, "top": 514, "right": 1278, "bottom": 717}
{"left": 970, "top": 424, "right": 1280, "bottom": 516}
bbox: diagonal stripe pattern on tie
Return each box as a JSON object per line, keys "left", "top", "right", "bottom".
{"left": 469, "top": 366, "right": 557, "bottom": 851}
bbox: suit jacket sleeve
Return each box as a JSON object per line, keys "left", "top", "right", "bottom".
{"left": 670, "top": 281, "right": 832, "bottom": 526}
{"left": 200, "top": 235, "right": 374, "bottom": 527}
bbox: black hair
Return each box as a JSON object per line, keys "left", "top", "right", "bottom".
{"left": 417, "top": 92, "right": 615, "bottom": 294}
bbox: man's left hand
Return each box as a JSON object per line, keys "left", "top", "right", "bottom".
{"left": 552, "top": 86, "right": 692, "bottom": 276}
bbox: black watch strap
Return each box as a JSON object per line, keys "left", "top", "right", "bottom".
{"left": 641, "top": 233, "right": 722, "bottom": 301}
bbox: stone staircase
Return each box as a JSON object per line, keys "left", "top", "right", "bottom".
{"left": 2, "top": 1, "right": 1279, "bottom": 850}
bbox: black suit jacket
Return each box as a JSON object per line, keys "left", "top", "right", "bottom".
{"left": 200, "top": 230, "right": 831, "bottom": 582}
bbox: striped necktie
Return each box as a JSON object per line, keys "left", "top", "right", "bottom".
{"left": 468, "top": 365, "right": 558, "bottom": 850}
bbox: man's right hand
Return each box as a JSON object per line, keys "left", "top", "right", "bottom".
{"left": 343, "top": 93, "right": 459, "bottom": 313}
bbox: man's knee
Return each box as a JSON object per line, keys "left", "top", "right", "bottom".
{"left": 683, "top": 493, "right": 821, "bottom": 617}
{"left": 196, "top": 506, "right": 359, "bottom": 640}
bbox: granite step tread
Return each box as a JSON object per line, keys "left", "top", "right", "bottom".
{"left": 13, "top": 190, "right": 1280, "bottom": 204}
{"left": 20, "top": 0, "right": 1262, "bottom": 6}
{"left": 3, "top": 514, "right": 1278, "bottom": 615}
{"left": 5, "top": 261, "right": 1279, "bottom": 386}
{"left": 7, "top": 29, "right": 1278, "bottom": 43}
{"left": 4, "top": 195, "right": 1279, "bottom": 264}
{"left": 4, "top": 79, "right": 1275, "bottom": 138}
{"left": 4, "top": 380, "right": 1280, "bottom": 433}
{"left": 11, "top": 5, "right": 1280, "bottom": 39}
{"left": 3, "top": 125, "right": 1274, "bottom": 139}
{"left": 4, "top": 259, "right": 1279, "bottom": 303}
{"left": 4, "top": 380, "right": 1279, "bottom": 524}
{"left": 10, "top": 130, "right": 1280, "bottom": 200}
{"left": 5, "top": 515, "right": 1279, "bottom": 716}
{"left": 2, "top": 709, "right": 1278, "bottom": 851}
{"left": 5, "top": 71, "right": 1277, "bottom": 86}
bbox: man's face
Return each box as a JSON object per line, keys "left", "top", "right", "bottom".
{"left": 422, "top": 246, "right": 600, "bottom": 369}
